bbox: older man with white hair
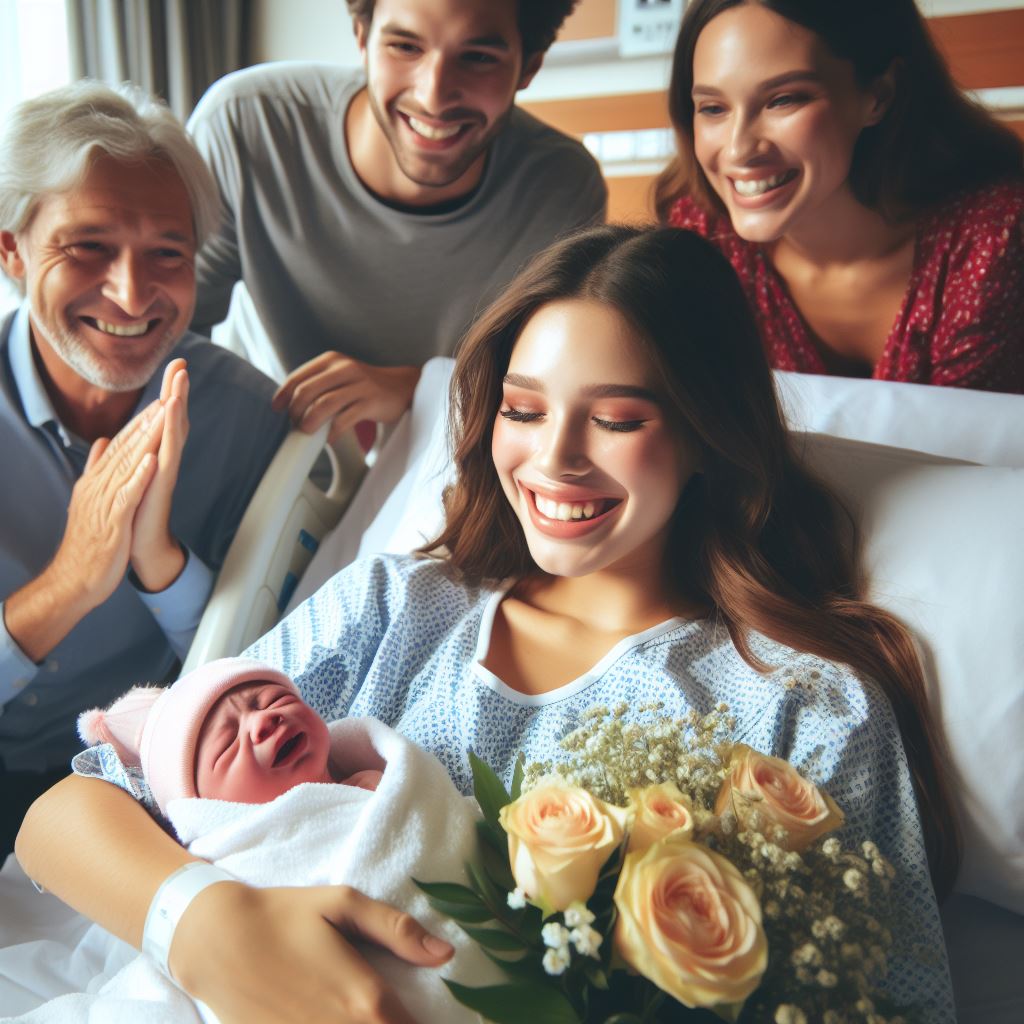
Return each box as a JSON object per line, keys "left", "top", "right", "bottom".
{"left": 0, "top": 82, "right": 287, "bottom": 852}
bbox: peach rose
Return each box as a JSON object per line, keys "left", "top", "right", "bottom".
{"left": 715, "top": 744, "right": 844, "bottom": 851}
{"left": 499, "top": 779, "right": 626, "bottom": 915}
{"left": 613, "top": 838, "right": 767, "bottom": 1009}
{"left": 626, "top": 783, "right": 695, "bottom": 854}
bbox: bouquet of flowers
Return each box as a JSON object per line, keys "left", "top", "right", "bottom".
{"left": 416, "top": 702, "right": 912, "bottom": 1024}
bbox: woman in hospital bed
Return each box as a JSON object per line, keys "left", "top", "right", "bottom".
{"left": 17, "top": 226, "right": 959, "bottom": 1023}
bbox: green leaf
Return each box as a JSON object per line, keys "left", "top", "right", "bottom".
{"left": 511, "top": 752, "right": 526, "bottom": 801}
{"left": 482, "top": 947, "right": 545, "bottom": 979}
{"left": 426, "top": 899, "right": 495, "bottom": 924}
{"left": 582, "top": 962, "right": 610, "bottom": 990}
{"left": 459, "top": 923, "right": 529, "bottom": 952}
{"left": 412, "top": 878, "right": 495, "bottom": 923}
{"left": 444, "top": 980, "right": 582, "bottom": 1024}
{"left": 478, "top": 828, "right": 517, "bottom": 893}
{"left": 412, "top": 879, "right": 485, "bottom": 906}
{"left": 709, "top": 1001, "right": 744, "bottom": 1023}
{"left": 471, "top": 750, "right": 512, "bottom": 825}
{"left": 468, "top": 857, "right": 507, "bottom": 910}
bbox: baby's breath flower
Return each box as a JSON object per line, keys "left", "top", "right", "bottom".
{"left": 506, "top": 887, "right": 527, "bottom": 910}
{"left": 542, "top": 946, "right": 571, "bottom": 976}
{"left": 569, "top": 924, "right": 602, "bottom": 958}
{"left": 821, "top": 838, "right": 841, "bottom": 858}
{"left": 843, "top": 868, "right": 865, "bottom": 892}
{"left": 541, "top": 922, "right": 570, "bottom": 950}
{"left": 563, "top": 902, "right": 594, "bottom": 928}
{"left": 816, "top": 969, "right": 838, "bottom": 988}
{"left": 774, "top": 1006, "right": 807, "bottom": 1024}
{"left": 792, "top": 942, "right": 822, "bottom": 967}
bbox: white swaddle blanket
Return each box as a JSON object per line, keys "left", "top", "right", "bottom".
{"left": 1, "top": 719, "right": 498, "bottom": 1023}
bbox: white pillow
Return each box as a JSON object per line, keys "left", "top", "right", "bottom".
{"left": 775, "top": 371, "right": 1024, "bottom": 468}
{"left": 797, "top": 434, "right": 1024, "bottom": 912}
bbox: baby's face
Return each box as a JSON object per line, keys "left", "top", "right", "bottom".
{"left": 194, "top": 682, "right": 333, "bottom": 803}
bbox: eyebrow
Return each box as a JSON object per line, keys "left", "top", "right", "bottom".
{"left": 502, "top": 373, "right": 660, "bottom": 403}
{"left": 378, "top": 24, "right": 510, "bottom": 50}
{"left": 62, "top": 224, "right": 195, "bottom": 245}
{"left": 692, "top": 70, "right": 823, "bottom": 97}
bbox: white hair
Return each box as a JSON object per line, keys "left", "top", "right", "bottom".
{"left": 0, "top": 79, "right": 220, "bottom": 245}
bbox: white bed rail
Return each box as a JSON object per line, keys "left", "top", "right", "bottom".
{"left": 181, "top": 426, "right": 366, "bottom": 674}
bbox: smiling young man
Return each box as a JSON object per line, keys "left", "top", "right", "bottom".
{"left": 0, "top": 83, "right": 287, "bottom": 853}
{"left": 188, "top": 0, "right": 606, "bottom": 443}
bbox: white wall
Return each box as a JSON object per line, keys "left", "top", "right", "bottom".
{"left": 249, "top": 0, "right": 360, "bottom": 67}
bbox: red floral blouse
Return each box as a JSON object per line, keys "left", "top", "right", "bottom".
{"left": 668, "top": 181, "right": 1024, "bottom": 394}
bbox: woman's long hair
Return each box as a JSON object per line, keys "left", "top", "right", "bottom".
{"left": 425, "top": 225, "right": 959, "bottom": 896}
{"left": 654, "top": 0, "right": 1023, "bottom": 222}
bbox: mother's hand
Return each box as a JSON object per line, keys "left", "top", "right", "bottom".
{"left": 172, "top": 882, "right": 453, "bottom": 1024}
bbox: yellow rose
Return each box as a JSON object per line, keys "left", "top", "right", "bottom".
{"left": 626, "top": 782, "right": 695, "bottom": 854}
{"left": 715, "top": 744, "right": 844, "bottom": 851}
{"left": 499, "top": 779, "right": 626, "bottom": 916}
{"left": 613, "top": 838, "right": 767, "bottom": 1009}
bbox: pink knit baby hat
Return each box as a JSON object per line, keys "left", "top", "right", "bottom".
{"left": 77, "top": 657, "right": 299, "bottom": 815}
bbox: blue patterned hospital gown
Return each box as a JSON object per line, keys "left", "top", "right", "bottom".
{"left": 78, "top": 553, "right": 955, "bottom": 1021}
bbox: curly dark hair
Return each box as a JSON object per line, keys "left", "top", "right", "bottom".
{"left": 344, "top": 0, "right": 578, "bottom": 56}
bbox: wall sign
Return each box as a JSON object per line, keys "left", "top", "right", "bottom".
{"left": 617, "top": 0, "right": 685, "bottom": 57}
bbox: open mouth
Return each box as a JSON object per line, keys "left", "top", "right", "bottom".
{"left": 273, "top": 731, "right": 304, "bottom": 767}
{"left": 532, "top": 492, "right": 620, "bottom": 523}
{"left": 81, "top": 316, "right": 158, "bottom": 337}
{"left": 399, "top": 112, "right": 472, "bottom": 145}
{"left": 731, "top": 169, "right": 798, "bottom": 198}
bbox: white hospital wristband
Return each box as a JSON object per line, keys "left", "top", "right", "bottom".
{"left": 142, "top": 862, "right": 235, "bottom": 977}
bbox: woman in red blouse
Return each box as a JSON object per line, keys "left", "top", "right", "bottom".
{"left": 657, "top": 0, "right": 1024, "bottom": 393}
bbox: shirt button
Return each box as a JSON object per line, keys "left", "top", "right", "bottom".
{"left": 13, "top": 677, "right": 27, "bottom": 689}
{"left": 151, "top": 607, "right": 161, "bottom": 615}
{"left": 47, "top": 660, "right": 60, "bottom": 672}
{"left": 24, "top": 692, "right": 38, "bottom": 706}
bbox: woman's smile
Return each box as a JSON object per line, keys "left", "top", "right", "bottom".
{"left": 492, "top": 298, "right": 698, "bottom": 582}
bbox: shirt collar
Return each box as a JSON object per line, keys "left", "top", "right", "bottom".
{"left": 7, "top": 302, "right": 165, "bottom": 448}
{"left": 7, "top": 303, "right": 68, "bottom": 441}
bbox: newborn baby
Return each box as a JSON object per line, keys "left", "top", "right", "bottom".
{"left": 68, "top": 659, "right": 498, "bottom": 1024}
{"left": 78, "top": 659, "right": 383, "bottom": 815}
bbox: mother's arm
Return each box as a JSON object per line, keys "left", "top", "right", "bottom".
{"left": 16, "top": 775, "right": 452, "bottom": 1024}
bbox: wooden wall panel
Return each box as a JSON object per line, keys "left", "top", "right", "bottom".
{"left": 560, "top": 0, "right": 616, "bottom": 42}
{"left": 929, "top": 9, "right": 1024, "bottom": 91}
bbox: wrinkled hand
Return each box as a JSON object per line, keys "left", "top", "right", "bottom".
{"left": 50, "top": 401, "right": 166, "bottom": 612}
{"left": 171, "top": 883, "right": 453, "bottom": 1024}
{"left": 130, "top": 359, "right": 190, "bottom": 591}
{"left": 272, "top": 353, "right": 420, "bottom": 444}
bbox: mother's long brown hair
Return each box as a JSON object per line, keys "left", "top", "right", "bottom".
{"left": 426, "top": 225, "right": 959, "bottom": 896}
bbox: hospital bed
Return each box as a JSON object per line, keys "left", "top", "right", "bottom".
{"left": 1, "top": 359, "right": 1022, "bottom": 1022}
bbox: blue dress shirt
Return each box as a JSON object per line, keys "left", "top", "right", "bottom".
{"left": 0, "top": 305, "right": 287, "bottom": 770}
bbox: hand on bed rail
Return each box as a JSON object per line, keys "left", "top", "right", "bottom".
{"left": 272, "top": 351, "right": 421, "bottom": 444}
{"left": 172, "top": 881, "right": 453, "bottom": 1024}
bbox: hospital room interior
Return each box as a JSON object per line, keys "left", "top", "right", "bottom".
{"left": 1, "top": 0, "right": 1022, "bottom": 1022}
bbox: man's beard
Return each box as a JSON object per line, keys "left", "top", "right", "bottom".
{"left": 367, "top": 89, "right": 509, "bottom": 191}
{"left": 42, "top": 317, "right": 179, "bottom": 393}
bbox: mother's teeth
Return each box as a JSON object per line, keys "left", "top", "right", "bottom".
{"left": 535, "top": 495, "right": 600, "bottom": 521}
{"left": 94, "top": 318, "right": 149, "bottom": 337}
{"left": 408, "top": 116, "right": 461, "bottom": 140}
{"left": 733, "top": 172, "right": 791, "bottom": 197}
